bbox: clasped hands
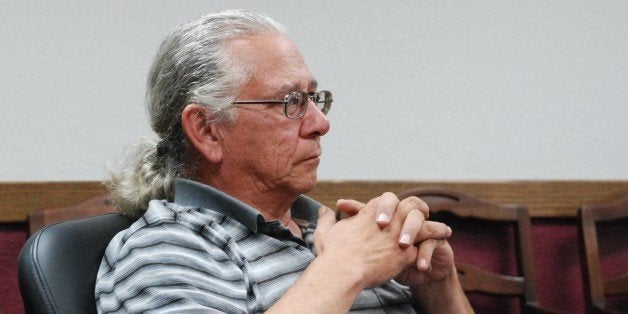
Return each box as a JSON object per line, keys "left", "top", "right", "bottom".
{"left": 315, "top": 192, "right": 455, "bottom": 290}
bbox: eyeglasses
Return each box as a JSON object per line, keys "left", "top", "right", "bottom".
{"left": 232, "top": 90, "right": 332, "bottom": 119}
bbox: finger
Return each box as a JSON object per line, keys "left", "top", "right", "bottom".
{"left": 415, "top": 221, "right": 453, "bottom": 243}
{"left": 336, "top": 199, "right": 366, "bottom": 217}
{"left": 398, "top": 196, "right": 430, "bottom": 220}
{"left": 398, "top": 209, "right": 424, "bottom": 247}
{"left": 375, "top": 192, "right": 400, "bottom": 227}
{"left": 416, "top": 239, "right": 439, "bottom": 271}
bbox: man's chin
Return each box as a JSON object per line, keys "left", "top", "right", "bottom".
{"left": 286, "top": 173, "right": 318, "bottom": 195}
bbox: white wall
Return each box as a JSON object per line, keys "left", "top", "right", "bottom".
{"left": 1, "top": 1, "right": 626, "bottom": 181}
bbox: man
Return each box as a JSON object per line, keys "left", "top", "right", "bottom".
{"left": 96, "top": 10, "right": 472, "bottom": 313}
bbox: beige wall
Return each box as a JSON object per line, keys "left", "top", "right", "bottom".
{"left": 1, "top": 0, "right": 627, "bottom": 180}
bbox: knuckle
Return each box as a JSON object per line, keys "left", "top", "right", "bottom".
{"left": 420, "top": 238, "right": 438, "bottom": 247}
{"left": 420, "top": 222, "right": 449, "bottom": 239}
{"left": 382, "top": 192, "right": 400, "bottom": 203}
{"left": 423, "top": 222, "right": 437, "bottom": 235}
{"left": 401, "top": 196, "right": 429, "bottom": 212}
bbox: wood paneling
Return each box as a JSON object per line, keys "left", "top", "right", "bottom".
{"left": 1, "top": 180, "right": 627, "bottom": 222}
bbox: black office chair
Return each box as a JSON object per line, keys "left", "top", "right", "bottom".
{"left": 18, "top": 213, "right": 131, "bottom": 314}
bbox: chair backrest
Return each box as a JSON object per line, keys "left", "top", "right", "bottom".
{"left": 396, "top": 187, "right": 547, "bottom": 313}
{"left": 578, "top": 195, "right": 628, "bottom": 313}
{"left": 18, "top": 213, "right": 132, "bottom": 314}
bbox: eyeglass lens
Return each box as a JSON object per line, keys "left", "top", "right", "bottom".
{"left": 315, "top": 91, "right": 331, "bottom": 115}
{"left": 285, "top": 91, "right": 331, "bottom": 118}
{"left": 285, "top": 92, "right": 305, "bottom": 118}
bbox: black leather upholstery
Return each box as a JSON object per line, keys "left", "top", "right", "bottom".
{"left": 18, "top": 213, "right": 131, "bottom": 314}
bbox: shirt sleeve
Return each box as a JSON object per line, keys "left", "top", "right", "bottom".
{"left": 95, "top": 222, "right": 252, "bottom": 313}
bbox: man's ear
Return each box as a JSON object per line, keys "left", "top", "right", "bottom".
{"left": 181, "top": 104, "right": 223, "bottom": 164}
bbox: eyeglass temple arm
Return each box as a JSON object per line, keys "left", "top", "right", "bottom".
{"left": 232, "top": 100, "right": 285, "bottom": 104}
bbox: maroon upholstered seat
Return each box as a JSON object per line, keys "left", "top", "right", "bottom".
{"left": 396, "top": 187, "right": 557, "bottom": 313}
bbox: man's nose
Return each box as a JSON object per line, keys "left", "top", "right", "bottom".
{"left": 300, "top": 101, "right": 330, "bottom": 137}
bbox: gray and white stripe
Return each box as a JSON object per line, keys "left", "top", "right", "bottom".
{"left": 96, "top": 180, "right": 417, "bottom": 313}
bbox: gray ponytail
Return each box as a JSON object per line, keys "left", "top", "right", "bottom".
{"left": 105, "top": 139, "right": 178, "bottom": 218}
{"left": 106, "top": 10, "right": 286, "bottom": 218}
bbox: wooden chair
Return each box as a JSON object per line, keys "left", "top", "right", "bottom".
{"left": 396, "top": 187, "right": 554, "bottom": 313}
{"left": 578, "top": 195, "right": 628, "bottom": 313}
{"left": 27, "top": 194, "right": 117, "bottom": 235}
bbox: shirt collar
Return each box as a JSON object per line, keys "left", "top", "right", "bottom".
{"left": 173, "top": 178, "right": 321, "bottom": 232}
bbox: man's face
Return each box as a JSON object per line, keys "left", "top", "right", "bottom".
{"left": 216, "top": 33, "right": 330, "bottom": 196}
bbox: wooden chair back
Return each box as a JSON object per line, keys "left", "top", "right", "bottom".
{"left": 578, "top": 195, "right": 628, "bottom": 313}
{"left": 27, "top": 194, "right": 117, "bottom": 235}
{"left": 396, "top": 187, "right": 552, "bottom": 313}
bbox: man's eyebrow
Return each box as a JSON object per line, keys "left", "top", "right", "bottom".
{"left": 276, "top": 80, "right": 318, "bottom": 95}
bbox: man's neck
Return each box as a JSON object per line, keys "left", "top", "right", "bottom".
{"left": 221, "top": 184, "right": 304, "bottom": 238}
{"left": 204, "top": 174, "right": 302, "bottom": 233}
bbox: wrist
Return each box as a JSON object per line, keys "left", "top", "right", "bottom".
{"left": 271, "top": 252, "right": 366, "bottom": 313}
{"left": 411, "top": 265, "right": 472, "bottom": 313}
{"left": 314, "top": 251, "right": 368, "bottom": 293}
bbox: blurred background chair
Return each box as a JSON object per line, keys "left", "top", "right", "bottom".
{"left": 578, "top": 195, "right": 628, "bottom": 313}
{"left": 27, "top": 194, "right": 115, "bottom": 235}
{"left": 18, "top": 213, "right": 131, "bottom": 314}
{"left": 397, "top": 186, "right": 556, "bottom": 313}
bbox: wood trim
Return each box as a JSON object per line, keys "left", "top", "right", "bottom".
{"left": 1, "top": 180, "right": 627, "bottom": 222}
{"left": 307, "top": 180, "right": 628, "bottom": 219}
{"left": 0, "top": 182, "right": 107, "bottom": 223}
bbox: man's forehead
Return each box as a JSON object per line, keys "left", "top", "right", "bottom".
{"left": 228, "top": 33, "right": 317, "bottom": 97}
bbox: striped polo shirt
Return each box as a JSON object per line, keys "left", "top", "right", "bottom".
{"left": 95, "top": 179, "right": 417, "bottom": 313}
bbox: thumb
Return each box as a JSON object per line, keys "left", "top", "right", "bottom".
{"left": 336, "top": 199, "right": 366, "bottom": 217}
{"left": 314, "top": 206, "right": 336, "bottom": 254}
{"left": 316, "top": 206, "right": 337, "bottom": 233}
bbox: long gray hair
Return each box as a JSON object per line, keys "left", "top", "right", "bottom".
{"left": 107, "top": 10, "right": 286, "bottom": 218}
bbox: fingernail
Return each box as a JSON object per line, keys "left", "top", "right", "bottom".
{"left": 399, "top": 233, "right": 411, "bottom": 245}
{"left": 377, "top": 213, "right": 390, "bottom": 223}
{"left": 418, "top": 259, "right": 428, "bottom": 270}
